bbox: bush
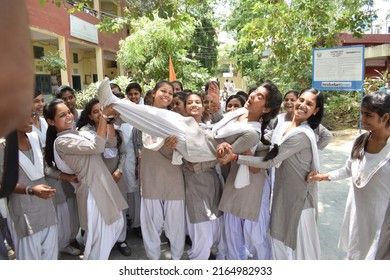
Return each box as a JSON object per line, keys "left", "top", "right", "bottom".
{"left": 322, "top": 91, "right": 361, "bottom": 130}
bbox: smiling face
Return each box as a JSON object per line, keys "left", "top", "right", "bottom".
{"left": 293, "top": 91, "right": 319, "bottom": 125}
{"left": 47, "top": 103, "right": 74, "bottom": 132}
{"left": 32, "top": 94, "right": 45, "bottom": 117}
{"left": 17, "top": 112, "right": 35, "bottom": 134}
{"left": 361, "top": 106, "right": 389, "bottom": 132}
{"left": 126, "top": 88, "right": 141, "bottom": 104}
{"left": 88, "top": 102, "right": 102, "bottom": 126}
{"left": 245, "top": 86, "right": 270, "bottom": 119}
{"left": 283, "top": 92, "right": 298, "bottom": 114}
{"left": 185, "top": 94, "right": 204, "bottom": 122}
{"left": 153, "top": 83, "right": 173, "bottom": 109}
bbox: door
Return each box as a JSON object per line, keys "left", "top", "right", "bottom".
{"left": 35, "top": 74, "right": 52, "bottom": 95}
{"left": 72, "top": 75, "right": 82, "bottom": 91}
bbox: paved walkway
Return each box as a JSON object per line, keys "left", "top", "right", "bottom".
{"left": 60, "top": 129, "right": 360, "bottom": 260}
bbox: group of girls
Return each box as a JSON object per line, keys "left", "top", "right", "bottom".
{"left": 100, "top": 77, "right": 389, "bottom": 260}
{"left": 1, "top": 76, "right": 388, "bottom": 261}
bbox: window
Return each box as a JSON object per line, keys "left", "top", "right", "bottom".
{"left": 33, "top": 46, "right": 44, "bottom": 59}
{"left": 73, "top": 53, "right": 79, "bottom": 63}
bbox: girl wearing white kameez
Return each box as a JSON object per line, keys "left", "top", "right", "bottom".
{"left": 0, "top": 112, "right": 58, "bottom": 260}
{"left": 308, "top": 91, "right": 390, "bottom": 260}
{"left": 44, "top": 99, "right": 127, "bottom": 260}
{"left": 219, "top": 88, "right": 325, "bottom": 260}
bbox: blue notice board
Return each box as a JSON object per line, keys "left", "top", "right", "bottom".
{"left": 312, "top": 45, "right": 365, "bottom": 91}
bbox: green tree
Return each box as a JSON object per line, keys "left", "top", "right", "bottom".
{"left": 116, "top": 15, "right": 209, "bottom": 90}
{"left": 186, "top": 1, "right": 220, "bottom": 73}
{"left": 226, "top": 0, "right": 377, "bottom": 92}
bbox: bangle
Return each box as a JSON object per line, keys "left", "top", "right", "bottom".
{"left": 233, "top": 154, "right": 239, "bottom": 161}
{"left": 25, "top": 186, "right": 29, "bottom": 195}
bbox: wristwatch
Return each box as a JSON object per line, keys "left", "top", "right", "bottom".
{"left": 27, "top": 186, "right": 34, "bottom": 196}
{"left": 102, "top": 114, "right": 116, "bottom": 125}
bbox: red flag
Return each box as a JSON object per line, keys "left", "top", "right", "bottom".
{"left": 169, "top": 56, "right": 176, "bottom": 82}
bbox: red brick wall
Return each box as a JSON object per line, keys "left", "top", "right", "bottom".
{"left": 27, "top": 0, "right": 125, "bottom": 52}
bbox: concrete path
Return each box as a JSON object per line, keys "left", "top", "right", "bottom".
{"left": 317, "top": 129, "right": 358, "bottom": 259}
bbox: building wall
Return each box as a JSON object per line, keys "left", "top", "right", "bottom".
{"left": 339, "top": 33, "right": 390, "bottom": 78}
{"left": 27, "top": 0, "right": 126, "bottom": 91}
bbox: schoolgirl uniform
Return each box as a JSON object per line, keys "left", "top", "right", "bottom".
{"left": 54, "top": 130, "right": 128, "bottom": 260}
{"left": 139, "top": 134, "right": 186, "bottom": 260}
{"left": 330, "top": 132, "right": 390, "bottom": 259}
{"left": 1, "top": 132, "right": 58, "bottom": 259}
{"left": 238, "top": 121, "right": 322, "bottom": 260}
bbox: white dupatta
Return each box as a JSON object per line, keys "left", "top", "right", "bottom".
{"left": 272, "top": 121, "right": 320, "bottom": 171}
{"left": 19, "top": 132, "right": 44, "bottom": 181}
{"left": 212, "top": 108, "right": 262, "bottom": 189}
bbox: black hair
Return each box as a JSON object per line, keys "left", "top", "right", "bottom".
{"left": 34, "top": 90, "right": 42, "bottom": 98}
{"left": 361, "top": 91, "right": 390, "bottom": 127}
{"left": 43, "top": 99, "right": 65, "bottom": 167}
{"left": 248, "top": 87, "right": 257, "bottom": 95}
{"left": 284, "top": 90, "right": 299, "bottom": 99}
{"left": 235, "top": 90, "right": 249, "bottom": 101}
{"left": 185, "top": 92, "right": 205, "bottom": 122}
{"left": 152, "top": 81, "right": 173, "bottom": 108}
{"left": 299, "top": 88, "right": 324, "bottom": 130}
{"left": 125, "top": 82, "right": 142, "bottom": 95}
{"left": 55, "top": 85, "right": 75, "bottom": 99}
{"left": 110, "top": 83, "right": 122, "bottom": 92}
{"left": 225, "top": 94, "right": 245, "bottom": 111}
{"left": 184, "top": 92, "right": 203, "bottom": 105}
{"left": 143, "top": 89, "right": 154, "bottom": 106}
{"left": 76, "top": 98, "right": 100, "bottom": 130}
{"left": 173, "top": 91, "right": 187, "bottom": 102}
{"left": 259, "top": 81, "right": 283, "bottom": 147}
{"left": 351, "top": 91, "right": 390, "bottom": 160}
{"left": 114, "top": 92, "right": 125, "bottom": 99}
{"left": 350, "top": 132, "right": 370, "bottom": 161}
{"left": 172, "top": 80, "right": 184, "bottom": 91}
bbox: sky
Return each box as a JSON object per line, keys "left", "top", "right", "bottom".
{"left": 373, "top": 0, "right": 389, "bottom": 23}
{"left": 218, "top": 0, "right": 389, "bottom": 44}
